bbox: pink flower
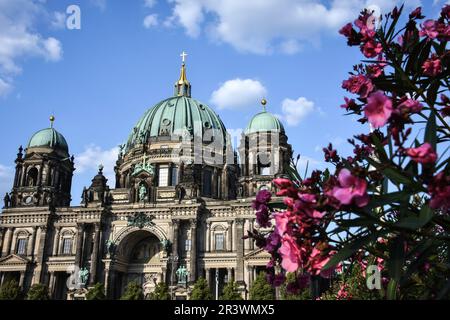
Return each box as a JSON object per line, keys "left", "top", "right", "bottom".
{"left": 398, "top": 98, "right": 423, "bottom": 113}
{"left": 274, "top": 211, "right": 290, "bottom": 236}
{"left": 363, "top": 91, "right": 393, "bottom": 128}
{"left": 337, "top": 284, "right": 352, "bottom": 300}
{"left": 273, "top": 178, "right": 292, "bottom": 189}
{"left": 279, "top": 235, "right": 301, "bottom": 272}
{"left": 409, "top": 7, "right": 423, "bottom": 20}
{"left": 406, "top": 143, "right": 437, "bottom": 164}
{"left": 420, "top": 20, "right": 439, "bottom": 39}
{"left": 309, "top": 247, "right": 335, "bottom": 277}
{"left": 339, "top": 23, "right": 353, "bottom": 38}
{"left": 428, "top": 171, "right": 450, "bottom": 212}
{"left": 255, "top": 189, "right": 271, "bottom": 204}
{"left": 331, "top": 169, "right": 369, "bottom": 207}
{"left": 341, "top": 97, "right": 358, "bottom": 111}
{"left": 361, "top": 40, "right": 383, "bottom": 58}
{"left": 366, "top": 63, "right": 385, "bottom": 78}
{"left": 422, "top": 55, "right": 442, "bottom": 76}
{"left": 342, "top": 74, "right": 374, "bottom": 98}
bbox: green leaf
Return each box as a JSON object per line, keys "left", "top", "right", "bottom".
{"left": 387, "top": 236, "right": 404, "bottom": 282}
{"left": 322, "top": 232, "right": 382, "bottom": 271}
{"left": 386, "top": 279, "right": 398, "bottom": 300}
{"left": 424, "top": 112, "right": 437, "bottom": 151}
{"left": 382, "top": 167, "right": 414, "bottom": 186}
{"left": 367, "top": 191, "right": 410, "bottom": 209}
{"left": 394, "top": 205, "right": 434, "bottom": 230}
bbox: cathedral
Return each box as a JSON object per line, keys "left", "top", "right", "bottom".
{"left": 0, "top": 57, "right": 293, "bottom": 300}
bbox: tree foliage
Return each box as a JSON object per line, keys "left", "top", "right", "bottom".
{"left": 86, "top": 283, "right": 106, "bottom": 300}
{"left": 120, "top": 281, "right": 144, "bottom": 300}
{"left": 190, "top": 277, "right": 213, "bottom": 300}
{"left": 220, "top": 281, "right": 243, "bottom": 300}
{"left": 249, "top": 273, "right": 275, "bottom": 300}
{"left": 26, "top": 284, "right": 49, "bottom": 300}
{"left": 148, "top": 282, "right": 170, "bottom": 300}
{"left": 0, "top": 279, "right": 22, "bottom": 300}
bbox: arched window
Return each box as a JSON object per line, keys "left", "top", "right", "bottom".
{"left": 60, "top": 230, "right": 74, "bottom": 255}
{"left": 257, "top": 153, "right": 271, "bottom": 176}
{"left": 202, "top": 169, "right": 212, "bottom": 197}
{"left": 27, "top": 167, "right": 38, "bottom": 187}
{"left": 16, "top": 234, "right": 28, "bottom": 255}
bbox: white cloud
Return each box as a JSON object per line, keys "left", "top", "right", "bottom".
{"left": 51, "top": 11, "right": 66, "bottom": 30}
{"left": 75, "top": 145, "right": 119, "bottom": 184}
{"left": 0, "top": 0, "right": 63, "bottom": 96}
{"left": 144, "top": 0, "right": 157, "bottom": 8}
{"left": 165, "top": 0, "right": 422, "bottom": 54}
{"left": 278, "top": 97, "right": 315, "bottom": 126}
{"left": 210, "top": 78, "right": 267, "bottom": 110}
{"left": 0, "top": 164, "right": 14, "bottom": 198}
{"left": 0, "top": 78, "right": 12, "bottom": 97}
{"left": 90, "top": 0, "right": 107, "bottom": 11}
{"left": 43, "top": 37, "right": 63, "bottom": 61}
{"left": 279, "top": 39, "right": 302, "bottom": 55}
{"left": 143, "top": 14, "right": 159, "bottom": 28}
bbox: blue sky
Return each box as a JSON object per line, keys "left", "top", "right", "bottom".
{"left": 0, "top": 0, "right": 446, "bottom": 204}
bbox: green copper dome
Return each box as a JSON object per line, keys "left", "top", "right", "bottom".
{"left": 28, "top": 128, "right": 69, "bottom": 154}
{"left": 245, "top": 111, "right": 285, "bottom": 134}
{"left": 126, "top": 96, "right": 227, "bottom": 149}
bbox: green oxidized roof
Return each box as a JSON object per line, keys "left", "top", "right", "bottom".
{"left": 126, "top": 96, "right": 227, "bottom": 149}
{"left": 245, "top": 111, "right": 285, "bottom": 134}
{"left": 28, "top": 128, "right": 69, "bottom": 154}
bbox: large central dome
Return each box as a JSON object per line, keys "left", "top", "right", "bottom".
{"left": 126, "top": 95, "right": 227, "bottom": 149}
{"left": 125, "top": 61, "right": 227, "bottom": 151}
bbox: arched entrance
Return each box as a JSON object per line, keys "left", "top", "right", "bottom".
{"left": 111, "top": 229, "right": 166, "bottom": 299}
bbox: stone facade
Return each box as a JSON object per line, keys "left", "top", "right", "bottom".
{"left": 0, "top": 61, "right": 293, "bottom": 300}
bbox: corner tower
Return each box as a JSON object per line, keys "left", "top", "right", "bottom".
{"left": 7, "top": 116, "right": 74, "bottom": 208}
{"left": 238, "top": 99, "right": 293, "bottom": 197}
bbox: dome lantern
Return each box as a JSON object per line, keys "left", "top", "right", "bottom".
{"left": 245, "top": 99, "right": 285, "bottom": 134}
{"left": 174, "top": 51, "right": 191, "bottom": 97}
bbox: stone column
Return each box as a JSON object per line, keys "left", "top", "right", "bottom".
{"left": 19, "top": 271, "right": 25, "bottom": 287}
{"left": 20, "top": 165, "right": 27, "bottom": 186}
{"left": 48, "top": 272, "right": 56, "bottom": 298}
{"left": 171, "top": 219, "right": 179, "bottom": 255}
{"left": 1, "top": 228, "right": 13, "bottom": 256}
{"left": 52, "top": 227, "right": 61, "bottom": 256}
{"left": 249, "top": 219, "right": 255, "bottom": 250}
{"left": 234, "top": 219, "right": 244, "bottom": 282}
{"left": 227, "top": 268, "right": 233, "bottom": 282}
{"left": 34, "top": 225, "right": 48, "bottom": 283}
{"left": 37, "top": 164, "right": 43, "bottom": 186}
{"left": 0, "top": 227, "right": 5, "bottom": 257}
{"left": 248, "top": 266, "right": 254, "bottom": 286}
{"left": 205, "top": 268, "right": 211, "bottom": 286}
{"left": 74, "top": 223, "right": 85, "bottom": 267}
{"left": 89, "top": 223, "right": 101, "bottom": 285}
{"left": 189, "top": 219, "right": 197, "bottom": 282}
{"left": 205, "top": 221, "right": 211, "bottom": 252}
{"left": 227, "top": 221, "right": 233, "bottom": 252}
{"left": 29, "top": 226, "right": 38, "bottom": 260}
{"left": 104, "top": 268, "right": 110, "bottom": 298}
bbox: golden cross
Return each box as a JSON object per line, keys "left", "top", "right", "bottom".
{"left": 180, "top": 51, "right": 188, "bottom": 63}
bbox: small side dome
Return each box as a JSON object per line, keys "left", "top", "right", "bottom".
{"left": 245, "top": 111, "right": 285, "bottom": 134}
{"left": 28, "top": 128, "right": 69, "bottom": 155}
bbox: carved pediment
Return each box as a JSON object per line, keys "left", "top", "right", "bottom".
{"left": 0, "top": 254, "right": 30, "bottom": 265}
{"left": 244, "top": 248, "right": 271, "bottom": 260}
